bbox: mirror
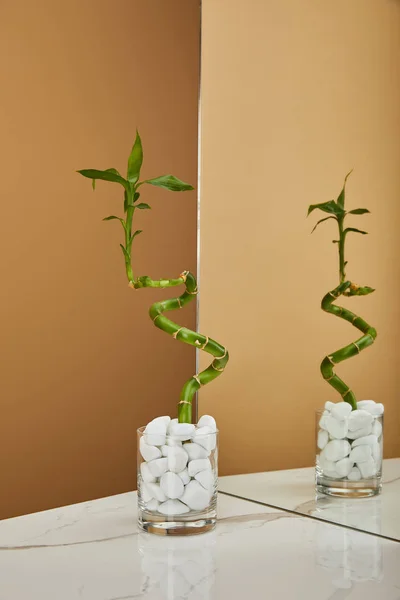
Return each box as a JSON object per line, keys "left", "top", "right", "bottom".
{"left": 199, "top": 0, "right": 400, "bottom": 540}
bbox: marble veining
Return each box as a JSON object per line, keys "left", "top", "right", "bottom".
{"left": 0, "top": 491, "right": 399, "bottom": 599}
{"left": 219, "top": 457, "right": 400, "bottom": 540}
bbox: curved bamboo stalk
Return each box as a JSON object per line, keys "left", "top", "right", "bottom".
{"left": 78, "top": 133, "right": 229, "bottom": 425}
{"left": 133, "top": 271, "right": 229, "bottom": 423}
{"left": 320, "top": 281, "right": 377, "bottom": 410}
{"left": 308, "top": 171, "right": 376, "bottom": 409}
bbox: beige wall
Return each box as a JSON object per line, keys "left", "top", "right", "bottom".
{"left": 200, "top": 0, "right": 400, "bottom": 475}
{"left": 0, "top": 0, "right": 199, "bottom": 519}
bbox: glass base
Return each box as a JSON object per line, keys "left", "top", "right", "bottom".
{"left": 138, "top": 508, "right": 216, "bottom": 536}
{"left": 316, "top": 475, "right": 382, "bottom": 498}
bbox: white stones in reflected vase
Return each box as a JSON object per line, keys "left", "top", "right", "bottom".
{"left": 139, "top": 415, "right": 217, "bottom": 515}
{"left": 317, "top": 400, "right": 383, "bottom": 482}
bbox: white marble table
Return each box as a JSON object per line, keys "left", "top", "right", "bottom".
{"left": 1, "top": 490, "right": 399, "bottom": 599}
{"left": 219, "top": 458, "right": 400, "bottom": 541}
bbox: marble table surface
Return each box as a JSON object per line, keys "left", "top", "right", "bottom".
{"left": 219, "top": 458, "right": 400, "bottom": 541}
{"left": 1, "top": 490, "right": 400, "bottom": 599}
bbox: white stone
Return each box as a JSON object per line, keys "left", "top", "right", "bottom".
{"left": 145, "top": 482, "right": 167, "bottom": 503}
{"left": 139, "top": 437, "right": 162, "bottom": 462}
{"left": 144, "top": 419, "right": 167, "bottom": 446}
{"left": 331, "top": 402, "right": 352, "bottom": 420}
{"left": 165, "top": 437, "right": 182, "bottom": 447}
{"left": 325, "top": 401, "right": 335, "bottom": 411}
{"left": 161, "top": 445, "right": 170, "bottom": 457}
{"left": 177, "top": 468, "right": 191, "bottom": 485}
{"left": 348, "top": 409, "right": 373, "bottom": 431}
{"left": 142, "top": 483, "right": 153, "bottom": 503}
{"left": 188, "top": 458, "right": 212, "bottom": 477}
{"left": 372, "top": 442, "right": 382, "bottom": 466}
{"left": 158, "top": 499, "right": 190, "bottom": 515}
{"left": 183, "top": 442, "right": 209, "bottom": 460}
{"left": 318, "top": 453, "right": 337, "bottom": 476}
{"left": 347, "top": 466, "right": 362, "bottom": 481}
{"left": 160, "top": 472, "right": 184, "bottom": 499}
{"left": 358, "top": 458, "right": 377, "bottom": 478}
{"left": 326, "top": 416, "right": 348, "bottom": 439}
{"left": 352, "top": 434, "right": 378, "bottom": 448}
{"left": 151, "top": 415, "right": 171, "bottom": 427}
{"left": 167, "top": 418, "right": 178, "bottom": 433}
{"left": 197, "top": 415, "right": 217, "bottom": 431}
{"left": 195, "top": 469, "right": 214, "bottom": 491}
{"left": 372, "top": 420, "right": 383, "bottom": 438}
{"left": 192, "top": 426, "right": 216, "bottom": 452}
{"left": 181, "top": 480, "right": 211, "bottom": 511}
{"left": 140, "top": 462, "right": 156, "bottom": 483}
{"left": 335, "top": 457, "right": 354, "bottom": 478}
{"left": 324, "top": 440, "right": 351, "bottom": 462}
{"left": 169, "top": 422, "right": 196, "bottom": 441}
{"left": 347, "top": 424, "right": 373, "bottom": 439}
{"left": 317, "top": 429, "right": 329, "bottom": 450}
{"left": 145, "top": 498, "right": 160, "bottom": 511}
{"left": 357, "top": 400, "right": 384, "bottom": 416}
{"left": 147, "top": 457, "right": 168, "bottom": 478}
{"left": 167, "top": 446, "right": 188, "bottom": 473}
{"left": 349, "top": 445, "right": 372, "bottom": 463}
{"left": 319, "top": 412, "right": 329, "bottom": 430}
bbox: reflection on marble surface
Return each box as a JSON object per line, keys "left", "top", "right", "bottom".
{"left": 0, "top": 491, "right": 399, "bottom": 599}
{"left": 219, "top": 458, "right": 400, "bottom": 540}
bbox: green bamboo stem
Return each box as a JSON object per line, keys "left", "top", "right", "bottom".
{"left": 134, "top": 271, "right": 229, "bottom": 423}
{"left": 320, "top": 281, "right": 377, "bottom": 410}
{"left": 78, "top": 132, "right": 229, "bottom": 425}
{"left": 308, "top": 171, "right": 376, "bottom": 410}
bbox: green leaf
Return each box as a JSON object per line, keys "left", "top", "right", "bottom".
{"left": 77, "top": 168, "right": 129, "bottom": 191}
{"left": 337, "top": 169, "right": 353, "bottom": 209}
{"left": 136, "top": 203, "right": 151, "bottom": 210}
{"left": 127, "top": 131, "right": 143, "bottom": 184}
{"left": 142, "top": 174, "right": 194, "bottom": 192}
{"left": 130, "top": 230, "right": 143, "bottom": 242}
{"left": 308, "top": 200, "right": 344, "bottom": 217}
{"left": 348, "top": 208, "right": 370, "bottom": 215}
{"left": 120, "top": 244, "right": 130, "bottom": 262}
{"left": 92, "top": 179, "right": 96, "bottom": 191}
{"left": 349, "top": 285, "right": 375, "bottom": 296}
{"left": 134, "top": 192, "right": 140, "bottom": 203}
{"left": 311, "top": 216, "right": 337, "bottom": 233}
{"left": 103, "top": 215, "right": 127, "bottom": 230}
{"left": 344, "top": 227, "right": 368, "bottom": 236}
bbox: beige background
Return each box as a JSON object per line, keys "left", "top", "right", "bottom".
{"left": 200, "top": 0, "right": 400, "bottom": 475}
{"left": 0, "top": 0, "right": 199, "bottom": 519}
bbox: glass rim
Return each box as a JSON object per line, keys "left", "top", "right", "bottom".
{"left": 137, "top": 425, "right": 219, "bottom": 435}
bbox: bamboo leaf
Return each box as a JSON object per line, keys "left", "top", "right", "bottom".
{"left": 344, "top": 227, "right": 368, "bottom": 236}
{"left": 337, "top": 169, "right": 353, "bottom": 209}
{"left": 348, "top": 208, "right": 370, "bottom": 215}
{"left": 308, "top": 200, "right": 344, "bottom": 217}
{"left": 127, "top": 131, "right": 143, "bottom": 184}
{"left": 134, "top": 192, "right": 140, "bottom": 202}
{"left": 103, "top": 215, "right": 126, "bottom": 230}
{"left": 77, "top": 168, "right": 129, "bottom": 191}
{"left": 311, "top": 216, "right": 337, "bottom": 233}
{"left": 130, "top": 230, "right": 143, "bottom": 242}
{"left": 136, "top": 203, "right": 151, "bottom": 210}
{"left": 120, "top": 244, "right": 130, "bottom": 261}
{"left": 142, "top": 174, "right": 194, "bottom": 192}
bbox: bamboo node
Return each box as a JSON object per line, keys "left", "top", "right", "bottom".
{"left": 180, "top": 271, "right": 189, "bottom": 282}
{"left": 128, "top": 281, "right": 135, "bottom": 289}
{"left": 176, "top": 297, "right": 182, "bottom": 308}
{"left": 172, "top": 327, "right": 184, "bottom": 339}
{"left": 352, "top": 342, "right": 361, "bottom": 353}
{"left": 212, "top": 362, "right": 225, "bottom": 372}
{"left": 194, "top": 340, "right": 201, "bottom": 346}
{"left": 193, "top": 375, "right": 202, "bottom": 386}
{"left": 188, "top": 288, "right": 198, "bottom": 295}
{"left": 342, "top": 389, "right": 352, "bottom": 398}
{"left": 327, "top": 355, "right": 336, "bottom": 365}
{"left": 217, "top": 348, "right": 227, "bottom": 360}
{"left": 153, "top": 314, "right": 162, "bottom": 324}
{"left": 325, "top": 374, "right": 335, "bottom": 382}
{"left": 352, "top": 315, "right": 358, "bottom": 324}
{"left": 199, "top": 336, "right": 209, "bottom": 350}
{"left": 178, "top": 400, "right": 191, "bottom": 406}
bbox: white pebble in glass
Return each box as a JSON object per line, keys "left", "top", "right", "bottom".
{"left": 316, "top": 403, "right": 383, "bottom": 498}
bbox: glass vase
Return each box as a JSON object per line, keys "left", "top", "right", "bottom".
{"left": 137, "top": 426, "right": 218, "bottom": 535}
{"left": 315, "top": 404, "right": 383, "bottom": 498}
